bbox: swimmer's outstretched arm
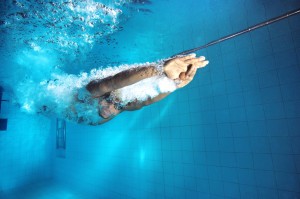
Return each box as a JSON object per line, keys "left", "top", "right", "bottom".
{"left": 86, "top": 65, "right": 161, "bottom": 97}
{"left": 86, "top": 54, "right": 204, "bottom": 97}
{"left": 123, "top": 57, "right": 209, "bottom": 111}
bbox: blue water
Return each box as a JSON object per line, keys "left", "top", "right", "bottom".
{"left": 0, "top": 0, "right": 300, "bottom": 198}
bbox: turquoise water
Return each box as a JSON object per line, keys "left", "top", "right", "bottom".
{"left": 0, "top": 0, "right": 300, "bottom": 198}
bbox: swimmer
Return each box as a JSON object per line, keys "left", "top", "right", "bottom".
{"left": 83, "top": 54, "right": 209, "bottom": 125}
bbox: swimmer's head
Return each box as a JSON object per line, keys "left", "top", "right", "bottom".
{"left": 99, "top": 98, "right": 120, "bottom": 119}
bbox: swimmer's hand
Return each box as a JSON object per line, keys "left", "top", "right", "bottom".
{"left": 163, "top": 54, "right": 206, "bottom": 80}
{"left": 176, "top": 56, "right": 209, "bottom": 89}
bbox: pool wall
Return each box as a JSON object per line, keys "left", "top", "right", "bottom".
{"left": 0, "top": 0, "right": 299, "bottom": 198}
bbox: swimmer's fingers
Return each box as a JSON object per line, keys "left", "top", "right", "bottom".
{"left": 173, "top": 59, "right": 190, "bottom": 72}
{"left": 186, "top": 65, "right": 197, "bottom": 79}
{"left": 195, "top": 60, "right": 209, "bottom": 68}
{"left": 184, "top": 56, "right": 205, "bottom": 63}
{"left": 185, "top": 60, "right": 209, "bottom": 68}
{"left": 184, "top": 56, "right": 206, "bottom": 66}
{"left": 180, "top": 65, "right": 197, "bottom": 80}
{"left": 178, "top": 53, "right": 196, "bottom": 61}
{"left": 164, "top": 55, "right": 204, "bottom": 79}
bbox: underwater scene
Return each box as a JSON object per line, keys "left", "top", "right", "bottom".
{"left": 0, "top": 0, "right": 300, "bottom": 198}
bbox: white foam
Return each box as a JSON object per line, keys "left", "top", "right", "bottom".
{"left": 14, "top": 61, "right": 176, "bottom": 124}
{"left": 115, "top": 75, "right": 176, "bottom": 105}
